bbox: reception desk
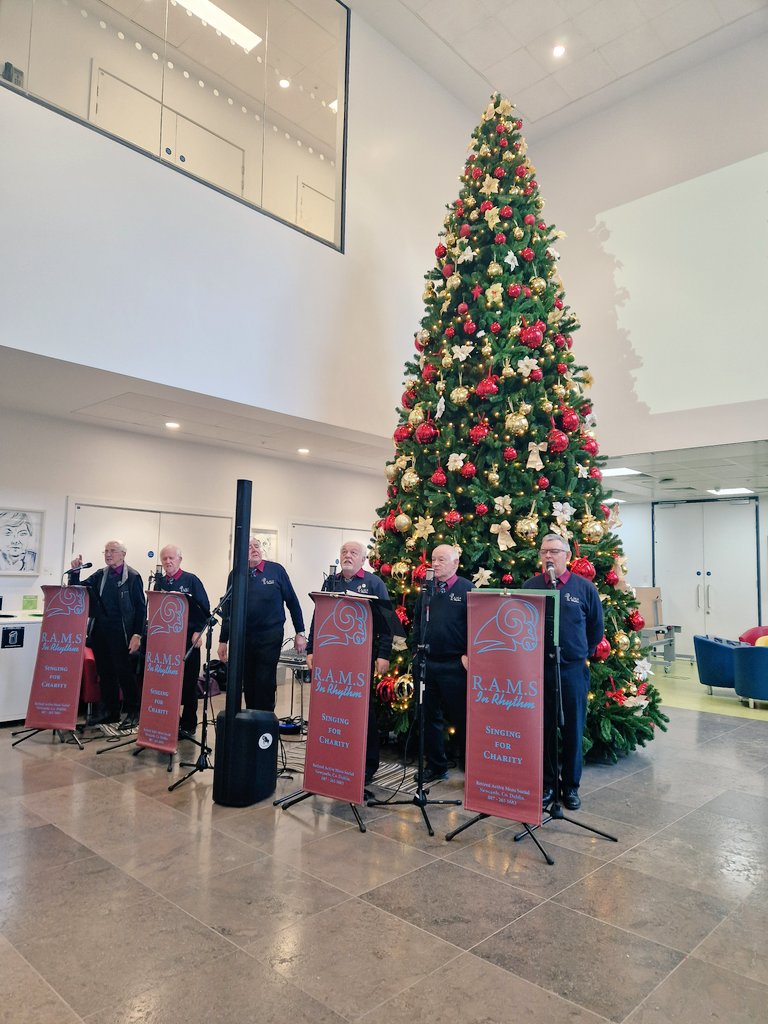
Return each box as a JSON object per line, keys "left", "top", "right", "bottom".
{"left": 0, "top": 612, "right": 43, "bottom": 722}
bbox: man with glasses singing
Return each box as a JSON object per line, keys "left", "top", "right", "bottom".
{"left": 71, "top": 541, "right": 146, "bottom": 728}
{"left": 523, "top": 534, "right": 603, "bottom": 810}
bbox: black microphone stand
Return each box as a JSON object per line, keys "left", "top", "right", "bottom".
{"left": 512, "top": 574, "right": 618, "bottom": 859}
{"left": 168, "top": 588, "right": 229, "bottom": 791}
{"left": 366, "top": 572, "right": 461, "bottom": 836}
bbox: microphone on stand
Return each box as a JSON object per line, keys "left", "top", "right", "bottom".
{"left": 65, "top": 561, "right": 93, "bottom": 576}
{"left": 424, "top": 567, "right": 435, "bottom": 593}
{"left": 545, "top": 561, "right": 558, "bottom": 588}
{"left": 153, "top": 565, "right": 163, "bottom": 591}
{"left": 328, "top": 564, "right": 337, "bottom": 592}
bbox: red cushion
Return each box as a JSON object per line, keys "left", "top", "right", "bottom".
{"left": 739, "top": 626, "right": 768, "bottom": 646}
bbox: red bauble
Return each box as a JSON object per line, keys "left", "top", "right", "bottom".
{"left": 415, "top": 421, "right": 439, "bottom": 444}
{"left": 548, "top": 428, "right": 569, "bottom": 453}
{"left": 522, "top": 286, "right": 531, "bottom": 298}
{"left": 524, "top": 214, "right": 535, "bottom": 225}
{"left": 460, "top": 461, "right": 477, "bottom": 479}
{"left": 537, "top": 476, "right": 549, "bottom": 489}
{"left": 590, "top": 467, "right": 603, "bottom": 480}
{"left": 520, "top": 325, "right": 543, "bottom": 347}
{"left": 593, "top": 636, "right": 611, "bottom": 661}
{"left": 503, "top": 446, "right": 517, "bottom": 462}
{"left": 463, "top": 319, "right": 477, "bottom": 335}
{"left": 581, "top": 436, "right": 599, "bottom": 456}
{"left": 600, "top": 503, "right": 610, "bottom": 518}
{"left": 468, "top": 423, "right": 490, "bottom": 445}
{"left": 401, "top": 389, "right": 416, "bottom": 409}
{"left": 530, "top": 368, "right": 543, "bottom": 381}
{"left": 412, "top": 563, "right": 428, "bottom": 583}
{"left": 444, "top": 326, "right": 455, "bottom": 338}
{"left": 457, "top": 302, "right": 468, "bottom": 315}
{"left": 380, "top": 563, "right": 392, "bottom": 577}
{"left": 383, "top": 511, "right": 397, "bottom": 531}
{"left": 560, "top": 407, "right": 579, "bottom": 432}
{"left": 475, "top": 375, "right": 499, "bottom": 398}
{"left": 570, "top": 556, "right": 596, "bottom": 581}
{"left": 507, "top": 283, "right": 522, "bottom": 298}
{"left": 368, "top": 557, "right": 381, "bottom": 571}
{"left": 444, "top": 510, "right": 463, "bottom": 527}
{"left": 471, "top": 166, "right": 483, "bottom": 180}
{"left": 376, "top": 676, "right": 396, "bottom": 703}
{"left": 499, "top": 136, "right": 508, "bottom": 148}
{"left": 554, "top": 298, "right": 564, "bottom": 309}
{"left": 435, "top": 243, "right": 446, "bottom": 258}
{"left": 556, "top": 362, "right": 567, "bottom": 374}
{"left": 393, "top": 424, "right": 411, "bottom": 444}
{"left": 554, "top": 333, "right": 566, "bottom": 349}
{"left": 494, "top": 233, "right": 507, "bottom": 245}
{"left": 500, "top": 205, "right": 513, "bottom": 218}
{"left": 421, "top": 363, "right": 437, "bottom": 383}
{"left": 605, "top": 569, "right": 619, "bottom": 586}
{"left": 490, "top": 321, "right": 502, "bottom": 334}
{"left": 502, "top": 573, "right": 514, "bottom": 585}
{"left": 479, "top": 200, "right": 493, "bottom": 213}
{"left": 475, "top": 503, "right": 489, "bottom": 516}
{"left": 431, "top": 467, "right": 447, "bottom": 486}
{"left": 520, "top": 247, "right": 535, "bottom": 261}
{"left": 493, "top": 166, "right": 505, "bottom": 179}
{"left": 495, "top": 123, "right": 506, "bottom": 135}
{"left": 459, "top": 223, "right": 471, "bottom": 237}
{"left": 442, "top": 263, "right": 455, "bottom": 279}
{"left": 627, "top": 610, "right": 645, "bottom": 632}
{"left": 515, "top": 164, "right": 527, "bottom": 178}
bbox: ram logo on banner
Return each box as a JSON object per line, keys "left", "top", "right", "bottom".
{"left": 465, "top": 591, "right": 547, "bottom": 826}
{"left": 137, "top": 591, "right": 188, "bottom": 754}
{"left": 303, "top": 593, "right": 373, "bottom": 806}
{"left": 24, "top": 586, "right": 90, "bottom": 732}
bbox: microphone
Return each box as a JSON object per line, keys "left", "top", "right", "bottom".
{"left": 66, "top": 562, "right": 93, "bottom": 575}
{"left": 328, "top": 564, "right": 337, "bottom": 592}
{"left": 424, "top": 567, "right": 434, "bottom": 593}
{"left": 545, "top": 561, "right": 558, "bottom": 587}
{"left": 153, "top": 565, "right": 163, "bottom": 591}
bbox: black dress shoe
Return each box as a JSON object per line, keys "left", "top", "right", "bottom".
{"left": 413, "top": 767, "right": 448, "bottom": 784}
{"left": 561, "top": 787, "right": 581, "bottom": 810}
{"left": 542, "top": 786, "right": 555, "bottom": 806}
{"left": 90, "top": 710, "right": 119, "bottom": 726}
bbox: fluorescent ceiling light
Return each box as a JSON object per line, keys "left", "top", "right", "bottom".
{"left": 602, "top": 467, "right": 642, "bottom": 477}
{"left": 171, "top": 0, "right": 262, "bottom": 53}
{"left": 297, "top": 448, "right": 310, "bottom": 455}
{"left": 165, "top": 421, "right": 181, "bottom": 430}
{"left": 706, "top": 487, "right": 754, "bottom": 496}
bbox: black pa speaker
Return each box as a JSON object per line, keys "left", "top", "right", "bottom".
{"left": 213, "top": 709, "right": 279, "bottom": 806}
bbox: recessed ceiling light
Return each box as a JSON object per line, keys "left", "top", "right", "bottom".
{"left": 603, "top": 497, "right": 626, "bottom": 504}
{"left": 165, "top": 421, "right": 181, "bottom": 430}
{"left": 706, "top": 487, "right": 754, "bottom": 496}
{"left": 279, "top": 78, "right": 290, "bottom": 89}
{"left": 602, "top": 467, "right": 642, "bottom": 477}
{"left": 552, "top": 44, "right": 566, "bottom": 58}
{"left": 297, "top": 448, "right": 310, "bottom": 455}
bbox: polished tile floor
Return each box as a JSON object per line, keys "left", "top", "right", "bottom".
{"left": 2, "top": 684, "right": 767, "bottom": 1023}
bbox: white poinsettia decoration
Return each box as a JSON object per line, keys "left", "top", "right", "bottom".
{"left": 472, "top": 567, "right": 493, "bottom": 587}
{"left": 447, "top": 452, "right": 467, "bottom": 471}
{"left": 552, "top": 500, "right": 576, "bottom": 522}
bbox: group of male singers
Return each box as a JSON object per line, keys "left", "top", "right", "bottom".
{"left": 70, "top": 530, "right": 603, "bottom": 809}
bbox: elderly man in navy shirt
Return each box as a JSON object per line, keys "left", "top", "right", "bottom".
{"left": 523, "top": 533, "right": 604, "bottom": 811}
{"left": 218, "top": 537, "right": 306, "bottom": 712}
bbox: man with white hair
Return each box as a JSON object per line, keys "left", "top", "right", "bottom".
{"left": 410, "top": 544, "right": 474, "bottom": 783}
{"left": 306, "top": 540, "right": 392, "bottom": 785}
{"left": 155, "top": 544, "right": 210, "bottom": 739}
{"left": 71, "top": 541, "right": 145, "bottom": 727}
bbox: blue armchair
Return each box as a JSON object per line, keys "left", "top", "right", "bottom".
{"left": 693, "top": 635, "right": 743, "bottom": 693}
{"left": 733, "top": 646, "right": 768, "bottom": 708}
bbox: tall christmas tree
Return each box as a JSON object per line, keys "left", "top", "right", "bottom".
{"left": 369, "top": 95, "right": 667, "bottom": 764}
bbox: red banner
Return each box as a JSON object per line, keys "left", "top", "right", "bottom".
{"left": 137, "top": 591, "right": 189, "bottom": 754}
{"left": 303, "top": 592, "right": 373, "bottom": 805}
{"left": 25, "top": 586, "right": 89, "bottom": 731}
{"left": 464, "top": 590, "right": 548, "bottom": 825}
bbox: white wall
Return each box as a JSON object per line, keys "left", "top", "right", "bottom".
{"left": 612, "top": 504, "right": 653, "bottom": 590}
{"left": 528, "top": 33, "right": 768, "bottom": 457}
{"left": 0, "top": 14, "right": 475, "bottom": 439}
{"left": 0, "top": 407, "right": 382, "bottom": 610}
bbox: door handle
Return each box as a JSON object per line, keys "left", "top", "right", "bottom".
{"left": 696, "top": 584, "right": 702, "bottom": 609}
{"left": 705, "top": 584, "right": 711, "bottom": 613}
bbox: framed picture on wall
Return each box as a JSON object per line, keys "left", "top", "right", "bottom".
{"left": 251, "top": 528, "right": 278, "bottom": 560}
{"left": 0, "top": 509, "right": 44, "bottom": 575}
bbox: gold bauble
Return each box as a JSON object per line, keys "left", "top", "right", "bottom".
{"left": 536, "top": 198, "right": 545, "bottom": 210}
{"left": 394, "top": 513, "right": 412, "bottom": 533}
{"left": 451, "top": 385, "right": 470, "bottom": 405}
{"left": 465, "top": 196, "right": 476, "bottom": 208}
{"left": 487, "top": 261, "right": 503, "bottom": 277}
{"left": 614, "top": 631, "right": 631, "bottom": 652}
{"left": 487, "top": 467, "right": 501, "bottom": 487}
{"left": 502, "top": 150, "right": 514, "bottom": 162}
{"left": 442, "top": 354, "right": 453, "bottom": 369}
{"left": 375, "top": 526, "right": 385, "bottom": 541}
{"left": 530, "top": 276, "right": 547, "bottom": 295}
{"left": 542, "top": 342, "right": 554, "bottom": 355}
{"left": 391, "top": 561, "right": 409, "bottom": 582}
{"left": 513, "top": 226, "right": 524, "bottom": 241}
{"left": 469, "top": 209, "right": 480, "bottom": 222}
{"left": 447, "top": 273, "right": 462, "bottom": 290}
{"left": 515, "top": 515, "right": 539, "bottom": 542}
{"left": 509, "top": 323, "right": 521, "bottom": 338}
{"left": 405, "top": 536, "right": 417, "bottom": 550}
{"left": 479, "top": 143, "right": 491, "bottom": 157}
{"left": 416, "top": 329, "right": 430, "bottom": 346}
{"left": 408, "top": 406, "right": 425, "bottom": 427}
{"left": 401, "top": 470, "right": 420, "bottom": 492}
{"left": 481, "top": 343, "right": 493, "bottom": 357}
{"left": 422, "top": 282, "right": 436, "bottom": 301}
{"left": 552, "top": 383, "right": 566, "bottom": 399}
{"left": 505, "top": 413, "right": 528, "bottom": 435}
{"left": 501, "top": 363, "right": 514, "bottom": 378}
{"left": 519, "top": 402, "right": 533, "bottom": 415}
{"left": 385, "top": 463, "right": 398, "bottom": 483}
{"left": 395, "top": 673, "right": 414, "bottom": 700}
{"left": 581, "top": 517, "right": 606, "bottom": 544}
{"left": 436, "top": 380, "right": 446, "bottom": 394}
{"left": 444, "top": 232, "right": 456, "bottom": 247}
{"left": 540, "top": 400, "right": 553, "bottom": 414}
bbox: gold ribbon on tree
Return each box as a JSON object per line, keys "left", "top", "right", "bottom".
{"left": 490, "top": 520, "right": 515, "bottom": 550}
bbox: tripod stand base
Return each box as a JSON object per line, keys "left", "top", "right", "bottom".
{"left": 512, "top": 799, "right": 618, "bottom": 862}
{"left": 274, "top": 788, "right": 366, "bottom": 832}
{"left": 367, "top": 785, "right": 462, "bottom": 838}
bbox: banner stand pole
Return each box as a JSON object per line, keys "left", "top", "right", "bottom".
{"left": 367, "top": 576, "right": 461, "bottom": 837}
{"left": 11, "top": 726, "right": 84, "bottom": 750}
{"left": 511, "top": 635, "right": 618, "bottom": 851}
{"left": 274, "top": 787, "right": 367, "bottom": 833}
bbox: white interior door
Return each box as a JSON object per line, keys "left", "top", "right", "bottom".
{"left": 701, "top": 500, "right": 759, "bottom": 641}
{"left": 287, "top": 523, "right": 373, "bottom": 641}
{"left": 654, "top": 503, "right": 705, "bottom": 656}
{"left": 158, "top": 511, "right": 232, "bottom": 615}
{"left": 69, "top": 504, "right": 160, "bottom": 586}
